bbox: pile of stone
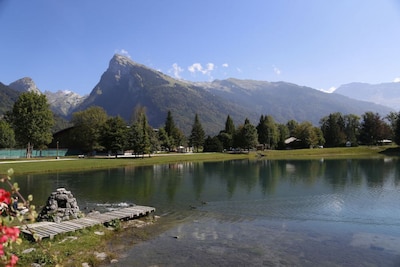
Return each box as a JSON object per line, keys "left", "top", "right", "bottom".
{"left": 37, "top": 188, "right": 81, "bottom": 223}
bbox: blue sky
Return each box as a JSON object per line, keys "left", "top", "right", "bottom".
{"left": 1, "top": 0, "right": 399, "bottom": 95}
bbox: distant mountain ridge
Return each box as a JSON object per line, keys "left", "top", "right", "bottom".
{"left": 73, "top": 54, "right": 253, "bottom": 134}
{"left": 334, "top": 82, "right": 400, "bottom": 110}
{"left": 45, "top": 90, "right": 86, "bottom": 116}
{"left": 0, "top": 54, "right": 395, "bottom": 135}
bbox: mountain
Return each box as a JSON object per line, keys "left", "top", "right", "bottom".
{"left": 9, "top": 77, "right": 41, "bottom": 94}
{"left": 3, "top": 55, "right": 395, "bottom": 135}
{"left": 7, "top": 77, "right": 86, "bottom": 117}
{"left": 197, "top": 78, "right": 393, "bottom": 126}
{"left": 5, "top": 78, "right": 75, "bottom": 132}
{"left": 0, "top": 82, "right": 20, "bottom": 115}
{"left": 73, "top": 54, "right": 394, "bottom": 135}
{"left": 45, "top": 90, "right": 86, "bottom": 117}
{"left": 334, "top": 82, "right": 400, "bottom": 110}
{"left": 74, "top": 54, "right": 253, "bottom": 135}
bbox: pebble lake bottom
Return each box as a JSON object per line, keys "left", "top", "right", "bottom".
{"left": 112, "top": 204, "right": 400, "bottom": 267}
{"left": 13, "top": 158, "right": 400, "bottom": 266}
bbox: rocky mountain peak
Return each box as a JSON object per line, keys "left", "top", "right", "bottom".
{"left": 9, "top": 77, "right": 41, "bottom": 94}
{"left": 108, "top": 54, "right": 137, "bottom": 78}
{"left": 44, "top": 90, "right": 86, "bottom": 116}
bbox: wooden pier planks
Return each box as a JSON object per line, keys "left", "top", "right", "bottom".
{"left": 21, "top": 205, "right": 155, "bottom": 240}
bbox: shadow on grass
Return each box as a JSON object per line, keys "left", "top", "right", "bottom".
{"left": 379, "top": 146, "right": 400, "bottom": 156}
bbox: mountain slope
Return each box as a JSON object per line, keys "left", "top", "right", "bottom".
{"left": 74, "top": 55, "right": 394, "bottom": 135}
{"left": 0, "top": 82, "right": 20, "bottom": 115}
{"left": 334, "top": 82, "right": 400, "bottom": 110}
{"left": 202, "top": 78, "right": 393, "bottom": 124}
{"left": 74, "top": 54, "right": 253, "bottom": 135}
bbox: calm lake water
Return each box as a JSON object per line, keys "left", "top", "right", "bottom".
{"left": 13, "top": 157, "right": 400, "bottom": 266}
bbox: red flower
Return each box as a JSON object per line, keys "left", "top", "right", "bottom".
{"left": 0, "top": 189, "right": 11, "bottom": 205}
{"left": 6, "top": 254, "right": 18, "bottom": 267}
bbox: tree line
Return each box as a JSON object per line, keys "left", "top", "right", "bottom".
{"left": 1, "top": 92, "right": 400, "bottom": 157}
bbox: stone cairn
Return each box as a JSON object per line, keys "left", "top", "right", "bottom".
{"left": 37, "top": 188, "right": 81, "bottom": 223}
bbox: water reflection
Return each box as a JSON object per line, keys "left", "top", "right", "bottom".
{"left": 9, "top": 158, "right": 400, "bottom": 210}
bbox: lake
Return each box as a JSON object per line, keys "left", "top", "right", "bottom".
{"left": 14, "top": 158, "right": 400, "bottom": 266}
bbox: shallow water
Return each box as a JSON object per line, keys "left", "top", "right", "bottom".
{"left": 12, "top": 158, "right": 400, "bottom": 266}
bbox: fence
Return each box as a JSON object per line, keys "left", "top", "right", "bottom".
{"left": 0, "top": 149, "right": 80, "bottom": 159}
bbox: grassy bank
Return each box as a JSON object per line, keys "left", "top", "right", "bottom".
{"left": 0, "top": 146, "right": 397, "bottom": 175}
{"left": 0, "top": 152, "right": 250, "bottom": 175}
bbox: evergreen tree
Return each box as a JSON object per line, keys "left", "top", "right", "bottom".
{"left": 320, "top": 112, "right": 346, "bottom": 147}
{"left": 164, "top": 110, "right": 176, "bottom": 138}
{"left": 224, "top": 115, "right": 235, "bottom": 135}
{"left": 218, "top": 115, "right": 235, "bottom": 150}
{"left": 203, "top": 135, "right": 223, "bottom": 152}
{"left": 163, "top": 110, "right": 186, "bottom": 150}
{"left": 157, "top": 128, "right": 170, "bottom": 151}
{"left": 235, "top": 118, "right": 258, "bottom": 150}
{"left": 189, "top": 114, "right": 205, "bottom": 152}
{"left": 256, "top": 114, "right": 279, "bottom": 149}
{"left": 129, "top": 109, "right": 151, "bottom": 157}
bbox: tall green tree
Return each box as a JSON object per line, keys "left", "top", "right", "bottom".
{"left": 101, "top": 116, "right": 129, "bottom": 156}
{"left": 0, "top": 120, "right": 15, "bottom": 148}
{"left": 344, "top": 114, "right": 360, "bottom": 146}
{"left": 359, "top": 112, "right": 390, "bottom": 145}
{"left": 234, "top": 118, "right": 258, "bottom": 150}
{"left": 189, "top": 114, "right": 205, "bottom": 152}
{"left": 8, "top": 92, "right": 54, "bottom": 157}
{"left": 294, "top": 121, "right": 323, "bottom": 148}
{"left": 157, "top": 128, "right": 171, "bottom": 151}
{"left": 256, "top": 114, "right": 279, "bottom": 149}
{"left": 320, "top": 112, "right": 346, "bottom": 147}
{"left": 203, "top": 135, "right": 223, "bottom": 152}
{"left": 224, "top": 115, "right": 235, "bottom": 135}
{"left": 129, "top": 108, "right": 151, "bottom": 157}
{"left": 393, "top": 112, "right": 400, "bottom": 145}
{"left": 71, "top": 106, "right": 108, "bottom": 153}
{"left": 218, "top": 115, "right": 235, "bottom": 150}
{"left": 163, "top": 110, "right": 186, "bottom": 150}
{"left": 286, "top": 120, "right": 298, "bottom": 136}
{"left": 277, "top": 123, "right": 289, "bottom": 149}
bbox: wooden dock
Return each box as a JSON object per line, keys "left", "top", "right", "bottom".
{"left": 20, "top": 205, "right": 155, "bottom": 240}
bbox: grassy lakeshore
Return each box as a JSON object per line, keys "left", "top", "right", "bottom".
{"left": 0, "top": 146, "right": 398, "bottom": 175}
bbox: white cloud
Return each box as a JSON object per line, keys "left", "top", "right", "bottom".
{"left": 170, "top": 63, "right": 183, "bottom": 79}
{"left": 273, "top": 65, "right": 281, "bottom": 75}
{"left": 115, "top": 49, "right": 131, "bottom": 58}
{"left": 222, "top": 63, "right": 229, "bottom": 68}
{"left": 319, "top": 86, "right": 336, "bottom": 93}
{"left": 188, "top": 62, "right": 214, "bottom": 75}
{"left": 394, "top": 77, "right": 400, "bottom": 83}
